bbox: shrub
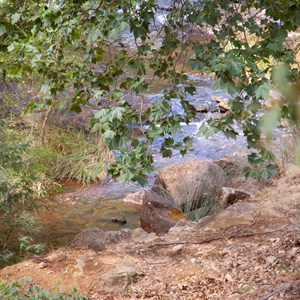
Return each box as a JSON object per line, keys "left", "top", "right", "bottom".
{"left": 0, "top": 277, "right": 87, "bottom": 300}
{"left": 0, "top": 125, "right": 47, "bottom": 267}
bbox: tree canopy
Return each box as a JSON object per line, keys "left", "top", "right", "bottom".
{"left": 1, "top": 0, "right": 300, "bottom": 184}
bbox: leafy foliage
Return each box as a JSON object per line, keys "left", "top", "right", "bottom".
{"left": 0, "top": 115, "right": 113, "bottom": 266}
{"left": 0, "top": 124, "right": 46, "bottom": 267}
{"left": 1, "top": 1, "right": 300, "bottom": 182}
{"left": 0, "top": 277, "right": 86, "bottom": 300}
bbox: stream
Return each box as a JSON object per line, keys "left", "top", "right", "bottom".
{"left": 35, "top": 1, "right": 250, "bottom": 250}
{"left": 36, "top": 73, "right": 249, "bottom": 250}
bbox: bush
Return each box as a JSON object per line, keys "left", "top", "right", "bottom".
{"left": 0, "top": 124, "right": 49, "bottom": 267}
{"left": 0, "top": 118, "right": 113, "bottom": 266}
{"left": 0, "top": 277, "right": 87, "bottom": 300}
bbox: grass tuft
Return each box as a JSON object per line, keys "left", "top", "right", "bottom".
{"left": 33, "top": 127, "right": 114, "bottom": 186}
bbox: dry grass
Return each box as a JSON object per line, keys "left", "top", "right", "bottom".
{"left": 32, "top": 126, "right": 114, "bottom": 185}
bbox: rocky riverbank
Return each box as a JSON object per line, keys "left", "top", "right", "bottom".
{"left": 1, "top": 164, "right": 299, "bottom": 299}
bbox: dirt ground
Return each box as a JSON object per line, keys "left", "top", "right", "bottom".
{"left": 1, "top": 165, "right": 300, "bottom": 299}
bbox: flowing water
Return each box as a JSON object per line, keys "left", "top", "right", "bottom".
{"left": 37, "top": 73, "right": 249, "bottom": 250}
{"left": 35, "top": 3, "right": 250, "bottom": 249}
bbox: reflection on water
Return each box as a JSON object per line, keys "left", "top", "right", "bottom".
{"left": 37, "top": 199, "right": 140, "bottom": 249}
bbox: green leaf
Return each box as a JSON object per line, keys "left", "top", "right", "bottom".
{"left": 197, "top": 122, "right": 218, "bottom": 138}
{"left": 259, "top": 108, "right": 280, "bottom": 138}
{"left": 185, "top": 85, "right": 196, "bottom": 95}
{"left": 228, "top": 59, "right": 244, "bottom": 76}
{"left": 111, "top": 107, "right": 126, "bottom": 121}
{"left": 261, "top": 164, "right": 277, "bottom": 179}
{"left": 110, "top": 90, "right": 124, "bottom": 101}
{"left": 243, "top": 166, "right": 252, "bottom": 179}
{"left": 132, "top": 174, "right": 148, "bottom": 186}
{"left": 86, "top": 28, "right": 101, "bottom": 44}
{"left": 190, "top": 59, "right": 205, "bottom": 71}
{"left": 103, "top": 129, "right": 116, "bottom": 140}
{"left": 11, "top": 13, "right": 21, "bottom": 25}
{"left": 0, "top": 24, "right": 6, "bottom": 36}
{"left": 272, "top": 64, "right": 290, "bottom": 94}
{"left": 255, "top": 82, "right": 272, "bottom": 99}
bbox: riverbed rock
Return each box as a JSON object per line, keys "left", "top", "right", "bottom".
{"left": 221, "top": 187, "right": 252, "bottom": 208}
{"left": 153, "top": 159, "right": 229, "bottom": 211}
{"left": 140, "top": 189, "right": 189, "bottom": 234}
{"left": 99, "top": 266, "right": 140, "bottom": 293}
{"left": 214, "top": 158, "right": 242, "bottom": 179}
{"left": 211, "top": 95, "right": 230, "bottom": 112}
{"left": 106, "top": 229, "right": 132, "bottom": 244}
{"left": 70, "top": 228, "right": 107, "bottom": 251}
{"left": 123, "top": 191, "right": 146, "bottom": 206}
{"left": 192, "top": 104, "right": 218, "bottom": 113}
{"left": 70, "top": 228, "right": 133, "bottom": 251}
{"left": 111, "top": 216, "right": 127, "bottom": 224}
{"left": 196, "top": 202, "right": 259, "bottom": 230}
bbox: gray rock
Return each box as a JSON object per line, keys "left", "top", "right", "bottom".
{"left": 221, "top": 187, "right": 252, "bottom": 208}
{"left": 123, "top": 191, "right": 145, "bottom": 206}
{"left": 140, "top": 159, "right": 229, "bottom": 234}
{"left": 214, "top": 158, "right": 242, "bottom": 178}
{"left": 196, "top": 203, "right": 259, "bottom": 230}
{"left": 153, "top": 159, "right": 228, "bottom": 209}
{"left": 131, "top": 228, "right": 148, "bottom": 239}
{"left": 70, "top": 228, "right": 107, "bottom": 251}
{"left": 174, "top": 219, "right": 197, "bottom": 227}
{"left": 99, "top": 266, "right": 140, "bottom": 293}
{"left": 172, "top": 244, "right": 184, "bottom": 252}
{"left": 70, "top": 228, "right": 133, "bottom": 251}
{"left": 140, "top": 189, "right": 189, "bottom": 234}
{"left": 106, "top": 229, "right": 133, "bottom": 244}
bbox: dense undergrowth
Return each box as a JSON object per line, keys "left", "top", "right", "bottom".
{"left": 0, "top": 114, "right": 112, "bottom": 267}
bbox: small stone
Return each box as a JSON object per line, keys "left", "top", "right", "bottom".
{"left": 265, "top": 256, "right": 277, "bottom": 264}
{"left": 111, "top": 216, "right": 127, "bottom": 225}
{"left": 172, "top": 244, "right": 184, "bottom": 252}
{"left": 190, "top": 258, "right": 197, "bottom": 264}
{"left": 38, "top": 262, "right": 47, "bottom": 269}
{"left": 178, "top": 283, "right": 188, "bottom": 290}
{"left": 174, "top": 219, "right": 197, "bottom": 228}
{"left": 225, "top": 273, "right": 234, "bottom": 282}
{"left": 123, "top": 191, "right": 145, "bottom": 206}
{"left": 94, "top": 262, "right": 99, "bottom": 267}
{"left": 99, "top": 266, "right": 139, "bottom": 293}
{"left": 221, "top": 187, "right": 252, "bottom": 208}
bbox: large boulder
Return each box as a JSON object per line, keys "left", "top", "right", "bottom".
{"left": 140, "top": 188, "right": 189, "bottom": 234}
{"left": 153, "top": 159, "right": 229, "bottom": 211}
